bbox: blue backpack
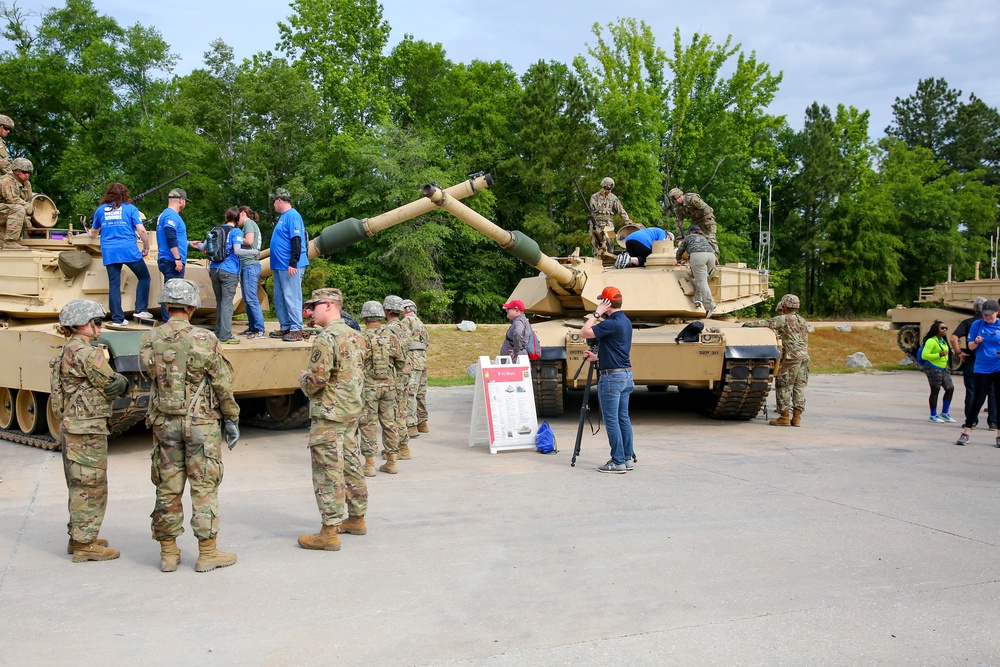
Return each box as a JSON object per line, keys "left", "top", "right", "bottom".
{"left": 916, "top": 340, "right": 935, "bottom": 369}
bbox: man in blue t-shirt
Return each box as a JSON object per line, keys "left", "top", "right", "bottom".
{"left": 155, "top": 189, "right": 191, "bottom": 321}
{"left": 268, "top": 188, "right": 310, "bottom": 342}
{"left": 617, "top": 226, "right": 673, "bottom": 268}
{"left": 89, "top": 182, "right": 152, "bottom": 325}
{"left": 581, "top": 285, "right": 635, "bottom": 473}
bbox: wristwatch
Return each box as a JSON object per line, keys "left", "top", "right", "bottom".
{"left": 592, "top": 312, "right": 601, "bottom": 319}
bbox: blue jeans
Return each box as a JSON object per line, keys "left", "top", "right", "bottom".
{"left": 106, "top": 259, "right": 150, "bottom": 324}
{"left": 598, "top": 370, "right": 634, "bottom": 464}
{"left": 157, "top": 257, "right": 185, "bottom": 321}
{"left": 273, "top": 268, "right": 304, "bottom": 331}
{"left": 240, "top": 263, "right": 265, "bottom": 332}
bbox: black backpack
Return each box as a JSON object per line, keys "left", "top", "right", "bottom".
{"left": 203, "top": 225, "right": 229, "bottom": 263}
{"left": 675, "top": 321, "right": 704, "bottom": 343}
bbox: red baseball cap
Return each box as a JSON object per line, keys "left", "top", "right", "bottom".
{"left": 600, "top": 286, "right": 622, "bottom": 301}
{"left": 502, "top": 299, "right": 525, "bottom": 311}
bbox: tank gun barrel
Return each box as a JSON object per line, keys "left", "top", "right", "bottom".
{"left": 421, "top": 183, "right": 585, "bottom": 293}
{"left": 259, "top": 173, "right": 493, "bottom": 279}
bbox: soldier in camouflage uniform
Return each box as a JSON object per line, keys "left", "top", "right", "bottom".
{"left": 589, "top": 177, "right": 631, "bottom": 257}
{"left": 669, "top": 187, "right": 719, "bottom": 257}
{"left": 384, "top": 295, "right": 413, "bottom": 460}
{"left": 298, "top": 288, "right": 368, "bottom": 551}
{"left": 358, "top": 300, "right": 406, "bottom": 476}
{"left": 0, "top": 157, "right": 34, "bottom": 250}
{"left": 0, "top": 114, "right": 13, "bottom": 175}
{"left": 140, "top": 279, "right": 241, "bottom": 573}
{"left": 51, "top": 300, "right": 129, "bottom": 563}
{"left": 742, "top": 294, "right": 809, "bottom": 426}
{"left": 402, "top": 299, "right": 430, "bottom": 435}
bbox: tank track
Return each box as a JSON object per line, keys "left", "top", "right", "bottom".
{"left": 707, "top": 358, "right": 774, "bottom": 420}
{"left": 242, "top": 404, "right": 311, "bottom": 430}
{"left": 532, "top": 360, "right": 565, "bottom": 418}
{"left": 896, "top": 325, "right": 920, "bottom": 357}
{"left": 0, "top": 428, "right": 59, "bottom": 450}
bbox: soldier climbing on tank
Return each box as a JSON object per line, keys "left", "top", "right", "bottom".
{"left": 589, "top": 177, "right": 631, "bottom": 257}
{"left": 0, "top": 157, "right": 34, "bottom": 250}
{"left": 669, "top": 187, "right": 719, "bottom": 257}
{"left": 742, "top": 294, "right": 809, "bottom": 426}
{"left": 358, "top": 300, "right": 406, "bottom": 476}
{"left": 0, "top": 113, "right": 14, "bottom": 176}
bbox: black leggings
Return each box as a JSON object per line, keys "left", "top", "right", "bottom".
{"left": 625, "top": 239, "right": 652, "bottom": 266}
{"left": 964, "top": 372, "right": 1000, "bottom": 428}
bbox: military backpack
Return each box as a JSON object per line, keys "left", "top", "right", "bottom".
{"left": 367, "top": 329, "right": 395, "bottom": 381}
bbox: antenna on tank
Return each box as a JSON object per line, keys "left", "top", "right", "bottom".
{"left": 757, "top": 185, "right": 773, "bottom": 278}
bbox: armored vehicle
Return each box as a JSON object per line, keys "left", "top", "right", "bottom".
{"left": 0, "top": 176, "right": 491, "bottom": 449}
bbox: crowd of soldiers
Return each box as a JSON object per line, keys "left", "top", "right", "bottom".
{"left": 51, "top": 279, "right": 431, "bottom": 568}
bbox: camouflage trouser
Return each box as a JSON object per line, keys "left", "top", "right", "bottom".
{"left": 61, "top": 432, "right": 109, "bottom": 543}
{"left": 0, "top": 203, "right": 26, "bottom": 242}
{"left": 700, "top": 217, "right": 719, "bottom": 257}
{"left": 359, "top": 381, "right": 399, "bottom": 457}
{"left": 590, "top": 221, "right": 615, "bottom": 256}
{"left": 150, "top": 417, "right": 224, "bottom": 541}
{"left": 407, "top": 351, "right": 428, "bottom": 427}
{"left": 775, "top": 359, "right": 809, "bottom": 413}
{"left": 310, "top": 416, "right": 367, "bottom": 525}
{"left": 396, "top": 374, "right": 411, "bottom": 444}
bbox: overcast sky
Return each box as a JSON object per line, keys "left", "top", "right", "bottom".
{"left": 12, "top": 0, "right": 1000, "bottom": 136}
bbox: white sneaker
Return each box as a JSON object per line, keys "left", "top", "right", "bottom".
{"left": 133, "top": 311, "right": 154, "bottom": 319}
{"left": 614, "top": 252, "right": 631, "bottom": 269}
{"left": 108, "top": 319, "right": 130, "bottom": 327}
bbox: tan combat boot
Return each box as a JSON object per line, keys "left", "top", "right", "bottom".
{"left": 194, "top": 537, "right": 237, "bottom": 572}
{"left": 297, "top": 524, "right": 341, "bottom": 551}
{"left": 363, "top": 456, "right": 377, "bottom": 477}
{"left": 339, "top": 515, "right": 367, "bottom": 535}
{"left": 3, "top": 242, "right": 27, "bottom": 250}
{"left": 379, "top": 452, "right": 398, "bottom": 474}
{"left": 407, "top": 425, "right": 419, "bottom": 438}
{"left": 769, "top": 410, "right": 792, "bottom": 426}
{"left": 398, "top": 442, "right": 411, "bottom": 460}
{"left": 159, "top": 538, "right": 181, "bottom": 573}
{"left": 72, "top": 540, "right": 120, "bottom": 563}
{"left": 417, "top": 421, "right": 428, "bottom": 433}
{"left": 67, "top": 538, "right": 108, "bottom": 554}
{"left": 791, "top": 408, "right": 803, "bottom": 427}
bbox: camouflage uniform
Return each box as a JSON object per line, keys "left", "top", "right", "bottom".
{"left": 674, "top": 192, "right": 719, "bottom": 256}
{"left": 0, "top": 171, "right": 31, "bottom": 244}
{"left": 301, "top": 316, "right": 367, "bottom": 527}
{"left": 0, "top": 136, "right": 9, "bottom": 176}
{"left": 51, "top": 334, "right": 124, "bottom": 544}
{"left": 140, "top": 317, "right": 240, "bottom": 541}
{"left": 589, "top": 189, "right": 631, "bottom": 256}
{"left": 403, "top": 310, "right": 430, "bottom": 428}
{"left": 359, "top": 323, "right": 405, "bottom": 457}
{"left": 385, "top": 316, "right": 413, "bottom": 449}
{"left": 743, "top": 311, "right": 810, "bottom": 413}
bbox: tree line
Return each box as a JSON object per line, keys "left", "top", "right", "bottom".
{"left": 1, "top": 0, "right": 997, "bottom": 321}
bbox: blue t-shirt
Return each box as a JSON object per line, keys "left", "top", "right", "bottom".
{"left": 592, "top": 310, "right": 633, "bottom": 370}
{"left": 209, "top": 225, "right": 244, "bottom": 275}
{"left": 626, "top": 227, "right": 668, "bottom": 249}
{"left": 93, "top": 203, "right": 144, "bottom": 265}
{"left": 969, "top": 318, "right": 1000, "bottom": 374}
{"left": 156, "top": 208, "right": 188, "bottom": 263}
{"left": 270, "top": 208, "right": 310, "bottom": 271}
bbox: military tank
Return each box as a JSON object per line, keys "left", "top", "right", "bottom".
{"left": 304, "top": 173, "right": 781, "bottom": 419}
{"left": 0, "top": 175, "right": 492, "bottom": 449}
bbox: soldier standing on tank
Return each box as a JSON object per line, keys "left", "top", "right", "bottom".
{"left": 384, "top": 295, "right": 413, "bottom": 460}
{"left": 0, "top": 114, "right": 14, "bottom": 175}
{"left": 589, "top": 177, "right": 631, "bottom": 257}
{"left": 742, "top": 294, "right": 809, "bottom": 426}
{"left": 402, "top": 299, "right": 430, "bottom": 436}
{"left": 51, "top": 300, "right": 129, "bottom": 563}
{"left": 140, "top": 279, "right": 241, "bottom": 572}
{"left": 669, "top": 187, "right": 719, "bottom": 257}
{"left": 0, "top": 157, "right": 34, "bottom": 250}
{"left": 298, "top": 288, "right": 368, "bottom": 551}
{"left": 358, "top": 300, "right": 406, "bottom": 476}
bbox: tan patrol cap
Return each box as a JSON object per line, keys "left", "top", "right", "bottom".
{"left": 304, "top": 287, "right": 343, "bottom": 307}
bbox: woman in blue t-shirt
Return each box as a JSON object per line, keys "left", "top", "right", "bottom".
{"left": 89, "top": 182, "right": 152, "bottom": 325}
{"left": 956, "top": 299, "right": 1000, "bottom": 446}
{"left": 919, "top": 320, "right": 955, "bottom": 423}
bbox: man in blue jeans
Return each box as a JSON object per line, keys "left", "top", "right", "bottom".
{"left": 268, "top": 188, "right": 309, "bottom": 342}
{"left": 581, "top": 285, "right": 634, "bottom": 473}
{"left": 89, "top": 182, "right": 152, "bottom": 326}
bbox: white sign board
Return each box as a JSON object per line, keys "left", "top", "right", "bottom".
{"left": 469, "top": 355, "right": 538, "bottom": 454}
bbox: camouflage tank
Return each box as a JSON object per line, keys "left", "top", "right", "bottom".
{"left": 0, "top": 176, "right": 491, "bottom": 449}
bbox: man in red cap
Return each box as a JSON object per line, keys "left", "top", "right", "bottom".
{"left": 581, "top": 285, "right": 634, "bottom": 473}
{"left": 500, "top": 299, "right": 533, "bottom": 359}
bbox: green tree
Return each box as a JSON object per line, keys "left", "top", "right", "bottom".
{"left": 885, "top": 77, "right": 960, "bottom": 157}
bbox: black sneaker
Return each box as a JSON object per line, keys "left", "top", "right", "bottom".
{"left": 990, "top": 423, "right": 998, "bottom": 430}
{"left": 955, "top": 433, "right": 969, "bottom": 446}
{"left": 597, "top": 459, "right": 626, "bottom": 474}
{"left": 995, "top": 437, "right": 1000, "bottom": 449}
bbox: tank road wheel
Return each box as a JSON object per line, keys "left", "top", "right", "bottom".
{"left": 47, "top": 398, "right": 62, "bottom": 440}
{"left": 897, "top": 325, "right": 920, "bottom": 357}
{"left": 15, "top": 389, "right": 47, "bottom": 435}
{"left": 265, "top": 394, "right": 295, "bottom": 421}
{"left": 947, "top": 352, "right": 964, "bottom": 375}
{"left": 532, "top": 360, "right": 565, "bottom": 418}
{"left": 0, "top": 387, "right": 15, "bottom": 429}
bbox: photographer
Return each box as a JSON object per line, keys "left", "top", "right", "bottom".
{"left": 580, "top": 286, "right": 634, "bottom": 473}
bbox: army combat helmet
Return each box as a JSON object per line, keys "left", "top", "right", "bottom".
{"left": 667, "top": 187, "right": 684, "bottom": 200}
{"left": 382, "top": 294, "right": 404, "bottom": 313}
{"left": 0, "top": 114, "right": 13, "bottom": 130}
{"left": 59, "top": 299, "right": 106, "bottom": 327}
{"left": 159, "top": 279, "right": 202, "bottom": 309}
{"left": 401, "top": 299, "right": 417, "bottom": 313}
{"left": 11, "top": 157, "right": 33, "bottom": 173}
{"left": 600, "top": 177, "right": 615, "bottom": 190}
{"left": 361, "top": 300, "right": 385, "bottom": 320}
{"left": 777, "top": 294, "right": 800, "bottom": 312}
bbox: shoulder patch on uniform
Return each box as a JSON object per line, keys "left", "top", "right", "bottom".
{"left": 311, "top": 348, "right": 322, "bottom": 363}
{"left": 93, "top": 354, "right": 104, "bottom": 368}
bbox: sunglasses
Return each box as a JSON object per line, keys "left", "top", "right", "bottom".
{"left": 90, "top": 318, "right": 103, "bottom": 327}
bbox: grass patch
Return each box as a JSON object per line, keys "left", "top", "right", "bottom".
{"left": 427, "top": 324, "right": 507, "bottom": 382}
{"left": 808, "top": 327, "right": 906, "bottom": 373}
{"left": 428, "top": 377, "right": 476, "bottom": 387}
